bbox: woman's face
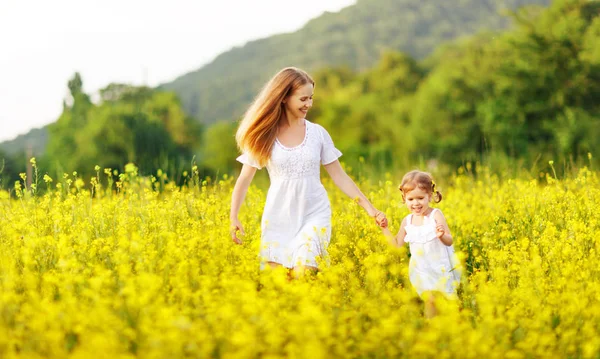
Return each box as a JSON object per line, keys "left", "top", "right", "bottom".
{"left": 283, "top": 83, "right": 314, "bottom": 120}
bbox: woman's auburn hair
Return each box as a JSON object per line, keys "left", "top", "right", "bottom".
{"left": 236, "top": 67, "right": 314, "bottom": 167}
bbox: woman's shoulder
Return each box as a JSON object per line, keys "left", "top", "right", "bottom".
{"left": 306, "top": 119, "right": 328, "bottom": 132}
{"left": 307, "top": 120, "right": 333, "bottom": 141}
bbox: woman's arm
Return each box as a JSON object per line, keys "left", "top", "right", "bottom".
{"left": 230, "top": 164, "right": 258, "bottom": 244}
{"left": 324, "top": 160, "right": 387, "bottom": 226}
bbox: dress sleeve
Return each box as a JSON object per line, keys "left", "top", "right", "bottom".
{"left": 318, "top": 124, "right": 342, "bottom": 165}
{"left": 236, "top": 152, "right": 263, "bottom": 169}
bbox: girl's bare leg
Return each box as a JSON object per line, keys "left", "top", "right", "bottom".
{"left": 423, "top": 292, "right": 438, "bottom": 319}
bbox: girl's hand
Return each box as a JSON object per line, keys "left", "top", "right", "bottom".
{"left": 435, "top": 224, "right": 445, "bottom": 239}
{"left": 230, "top": 218, "right": 245, "bottom": 244}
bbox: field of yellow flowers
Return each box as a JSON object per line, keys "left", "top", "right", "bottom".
{"left": 0, "top": 162, "right": 599, "bottom": 358}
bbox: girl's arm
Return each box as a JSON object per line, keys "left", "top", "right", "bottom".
{"left": 229, "top": 164, "right": 258, "bottom": 244}
{"left": 381, "top": 227, "right": 395, "bottom": 245}
{"left": 323, "top": 160, "right": 386, "bottom": 226}
{"left": 433, "top": 210, "right": 453, "bottom": 246}
{"left": 396, "top": 219, "right": 407, "bottom": 247}
{"left": 381, "top": 218, "right": 407, "bottom": 247}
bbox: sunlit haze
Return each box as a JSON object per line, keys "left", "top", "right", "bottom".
{"left": 0, "top": 0, "right": 355, "bottom": 142}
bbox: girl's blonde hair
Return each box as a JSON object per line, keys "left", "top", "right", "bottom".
{"left": 399, "top": 170, "right": 442, "bottom": 203}
{"left": 236, "top": 67, "right": 314, "bottom": 167}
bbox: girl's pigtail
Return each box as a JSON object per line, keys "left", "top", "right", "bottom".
{"left": 431, "top": 182, "right": 442, "bottom": 203}
{"left": 398, "top": 184, "right": 405, "bottom": 201}
{"left": 434, "top": 190, "right": 443, "bottom": 203}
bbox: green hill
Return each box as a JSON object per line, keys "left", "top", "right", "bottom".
{"left": 160, "top": 0, "right": 550, "bottom": 124}
{"left": 0, "top": 127, "right": 48, "bottom": 157}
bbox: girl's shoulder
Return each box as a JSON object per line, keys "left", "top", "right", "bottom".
{"left": 400, "top": 214, "right": 411, "bottom": 227}
{"left": 431, "top": 207, "right": 444, "bottom": 215}
{"left": 430, "top": 208, "right": 447, "bottom": 221}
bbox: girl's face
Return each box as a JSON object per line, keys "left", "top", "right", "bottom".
{"left": 404, "top": 187, "right": 431, "bottom": 215}
{"left": 283, "top": 83, "right": 313, "bottom": 120}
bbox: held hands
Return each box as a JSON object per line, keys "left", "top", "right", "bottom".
{"left": 373, "top": 210, "right": 388, "bottom": 228}
{"left": 230, "top": 218, "right": 244, "bottom": 245}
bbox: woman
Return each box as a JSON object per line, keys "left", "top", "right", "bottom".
{"left": 230, "top": 67, "right": 387, "bottom": 275}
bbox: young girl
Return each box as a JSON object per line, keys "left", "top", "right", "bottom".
{"left": 382, "top": 170, "right": 461, "bottom": 316}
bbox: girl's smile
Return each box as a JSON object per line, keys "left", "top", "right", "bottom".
{"left": 404, "top": 187, "right": 432, "bottom": 216}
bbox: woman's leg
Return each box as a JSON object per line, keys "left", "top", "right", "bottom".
{"left": 265, "top": 261, "right": 317, "bottom": 280}
{"left": 291, "top": 264, "right": 318, "bottom": 279}
{"left": 267, "top": 261, "right": 282, "bottom": 269}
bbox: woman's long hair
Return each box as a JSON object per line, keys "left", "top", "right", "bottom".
{"left": 236, "top": 67, "right": 314, "bottom": 167}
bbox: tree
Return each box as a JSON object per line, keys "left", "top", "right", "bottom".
{"left": 46, "top": 72, "right": 93, "bottom": 172}
{"left": 201, "top": 121, "right": 238, "bottom": 175}
{"left": 45, "top": 75, "right": 201, "bottom": 177}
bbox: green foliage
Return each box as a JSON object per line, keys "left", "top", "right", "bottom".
{"left": 310, "top": 0, "right": 600, "bottom": 175}
{"left": 312, "top": 52, "right": 424, "bottom": 171}
{"left": 200, "top": 120, "right": 238, "bottom": 176}
{"left": 45, "top": 74, "right": 201, "bottom": 178}
{"left": 408, "top": 0, "right": 600, "bottom": 169}
{"left": 0, "top": 149, "right": 26, "bottom": 191}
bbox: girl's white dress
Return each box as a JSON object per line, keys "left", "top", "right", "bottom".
{"left": 237, "top": 120, "right": 342, "bottom": 268}
{"left": 404, "top": 208, "right": 461, "bottom": 296}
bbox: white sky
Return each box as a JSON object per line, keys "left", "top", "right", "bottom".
{"left": 0, "top": 0, "right": 355, "bottom": 142}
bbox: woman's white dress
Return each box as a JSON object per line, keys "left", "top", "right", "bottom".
{"left": 237, "top": 120, "right": 342, "bottom": 268}
{"left": 404, "top": 208, "right": 461, "bottom": 296}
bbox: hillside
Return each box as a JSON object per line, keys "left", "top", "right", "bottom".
{"left": 160, "top": 0, "right": 551, "bottom": 124}
{"left": 0, "top": 127, "right": 48, "bottom": 157}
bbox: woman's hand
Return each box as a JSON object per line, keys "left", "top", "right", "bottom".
{"left": 230, "top": 218, "right": 245, "bottom": 244}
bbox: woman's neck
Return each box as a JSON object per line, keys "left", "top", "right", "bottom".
{"left": 280, "top": 113, "right": 305, "bottom": 128}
